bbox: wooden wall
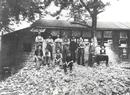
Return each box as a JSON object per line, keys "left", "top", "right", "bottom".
{"left": 127, "top": 31, "right": 130, "bottom": 61}
{"left": 112, "top": 30, "right": 130, "bottom": 62}
{"left": 0, "top": 28, "right": 35, "bottom": 73}
{"left": 0, "top": 35, "right": 1, "bottom": 66}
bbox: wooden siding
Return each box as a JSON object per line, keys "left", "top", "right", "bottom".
{"left": 0, "top": 29, "right": 36, "bottom": 73}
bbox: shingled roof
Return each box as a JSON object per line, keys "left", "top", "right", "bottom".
{"left": 31, "top": 19, "right": 130, "bottom": 31}
{"left": 90, "top": 22, "right": 130, "bottom": 31}
{"left": 31, "top": 19, "right": 90, "bottom": 30}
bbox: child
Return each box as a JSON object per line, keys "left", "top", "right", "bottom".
{"left": 54, "top": 49, "right": 62, "bottom": 66}
{"left": 34, "top": 45, "right": 43, "bottom": 70}
{"left": 44, "top": 48, "right": 51, "bottom": 67}
{"left": 63, "top": 52, "right": 73, "bottom": 74}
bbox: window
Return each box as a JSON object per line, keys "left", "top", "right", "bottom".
{"left": 82, "top": 31, "right": 91, "bottom": 38}
{"left": 72, "top": 30, "right": 81, "bottom": 37}
{"left": 119, "top": 32, "right": 128, "bottom": 47}
{"left": 104, "top": 31, "right": 112, "bottom": 38}
{"left": 120, "top": 32, "right": 127, "bottom": 39}
{"left": 96, "top": 31, "right": 102, "bottom": 39}
{"left": 23, "top": 43, "right": 32, "bottom": 52}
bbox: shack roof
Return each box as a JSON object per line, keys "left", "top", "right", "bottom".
{"left": 31, "top": 19, "right": 90, "bottom": 30}
{"left": 31, "top": 19, "right": 130, "bottom": 31}
{"left": 91, "top": 22, "right": 130, "bottom": 31}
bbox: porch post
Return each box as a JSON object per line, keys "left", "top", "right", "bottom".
{"left": 127, "top": 31, "right": 130, "bottom": 61}
{"left": 101, "top": 31, "right": 104, "bottom": 46}
{"left": 112, "top": 31, "right": 120, "bottom": 57}
{"left": 0, "top": 31, "right": 3, "bottom": 64}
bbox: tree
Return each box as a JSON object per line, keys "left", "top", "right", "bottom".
{"left": 0, "top": 0, "right": 109, "bottom": 66}
{"left": 0, "top": 0, "right": 108, "bottom": 32}
{"left": 43, "top": 0, "right": 109, "bottom": 66}
{"left": 45, "top": 0, "right": 109, "bottom": 51}
{"left": 0, "top": 0, "right": 109, "bottom": 46}
{"left": 0, "top": 0, "right": 46, "bottom": 32}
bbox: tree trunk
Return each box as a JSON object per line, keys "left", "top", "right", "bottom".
{"left": 91, "top": 0, "right": 98, "bottom": 53}
{"left": 88, "top": 0, "right": 98, "bottom": 66}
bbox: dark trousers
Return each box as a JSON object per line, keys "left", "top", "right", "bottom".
{"left": 44, "top": 56, "right": 50, "bottom": 66}
{"left": 88, "top": 53, "right": 93, "bottom": 67}
{"left": 46, "top": 44, "right": 53, "bottom": 60}
{"left": 63, "top": 62, "right": 73, "bottom": 73}
{"left": 71, "top": 51, "right": 76, "bottom": 62}
{"left": 77, "top": 48, "right": 84, "bottom": 65}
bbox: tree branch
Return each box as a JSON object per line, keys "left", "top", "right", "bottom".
{"left": 97, "top": 10, "right": 104, "bottom": 15}
{"left": 80, "top": 0, "right": 92, "bottom": 16}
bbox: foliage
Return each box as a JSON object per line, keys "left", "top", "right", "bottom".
{"left": 0, "top": 0, "right": 44, "bottom": 27}
{"left": 0, "top": 0, "right": 109, "bottom": 27}
{"left": 46, "top": 0, "right": 109, "bottom": 23}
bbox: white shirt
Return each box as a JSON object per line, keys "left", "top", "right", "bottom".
{"left": 55, "top": 38, "right": 63, "bottom": 43}
{"left": 46, "top": 38, "right": 53, "bottom": 44}
{"left": 35, "top": 36, "right": 44, "bottom": 43}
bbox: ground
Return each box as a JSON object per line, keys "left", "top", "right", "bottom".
{"left": 0, "top": 45, "right": 130, "bottom": 95}
{"left": 0, "top": 56, "right": 130, "bottom": 95}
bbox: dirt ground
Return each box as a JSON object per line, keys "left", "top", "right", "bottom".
{"left": 0, "top": 57, "right": 130, "bottom": 95}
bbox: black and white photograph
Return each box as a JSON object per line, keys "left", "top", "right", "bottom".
{"left": 0, "top": 0, "right": 130, "bottom": 95}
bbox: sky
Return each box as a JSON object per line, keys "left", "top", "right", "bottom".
{"left": 45, "top": 0, "right": 130, "bottom": 22}
{"left": 98, "top": 0, "right": 130, "bottom": 22}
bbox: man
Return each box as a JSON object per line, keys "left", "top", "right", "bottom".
{"left": 63, "top": 35, "right": 70, "bottom": 46}
{"left": 63, "top": 51, "right": 73, "bottom": 74}
{"left": 44, "top": 48, "right": 51, "bottom": 67}
{"left": 54, "top": 49, "right": 63, "bottom": 66}
{"left": 35, "top": 32, "right": 44, "bottom": 47}
{"left": 69, "top": 37, "right": 77, "bottom": 62}
{"left": 77, "top": 37, "right": 85, "bottom": 66}
{"left": 46, "top": 36, "right": 54, "bottom": 60}
{"left": 34, "top": 45, "right": 43, "bottom": 70}
{"left": 55, "top": 35, "right": 63, "bottom": 53}
{"left": 35, "top": 32, "right": 46, "bottom": 57}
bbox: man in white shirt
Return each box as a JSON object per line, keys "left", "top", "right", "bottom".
{"left": 35, "top": 32, "right": 46, "bottom": 57}
{"left": 35, "top": 32, "right": 44, "bottom": 43}
{"left": 55, "top": 35, "right": 63, "bottom": 52}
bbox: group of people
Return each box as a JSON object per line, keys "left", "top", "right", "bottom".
{"left": 34, "top": 32, "right": 107, "bottom": 74}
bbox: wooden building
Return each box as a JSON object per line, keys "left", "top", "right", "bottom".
{"left": 31, "top": 19, "right": 130, "bottom": 61}
{"left": 0, "top": 19, "right": 130, "bottom": 72}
